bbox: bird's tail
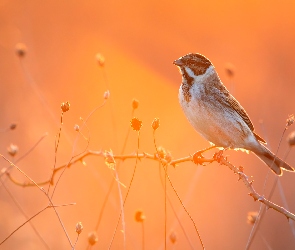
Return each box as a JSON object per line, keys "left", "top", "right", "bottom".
{"left": 254, "top": 144, "right": 294, "bottom": 176}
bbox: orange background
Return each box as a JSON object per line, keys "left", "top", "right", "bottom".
{"left": 1, "top": 1, "right": 295, "bottom": 249}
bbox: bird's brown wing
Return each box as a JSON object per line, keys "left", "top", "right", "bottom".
{"left": 226, "top": 95, "right": 267, "bottom": 144}
{"left": 226, "top": 95, "right": 254, "bottom": 131}
{"left": 253, "top": 132, "right": 267, "bottom": 143}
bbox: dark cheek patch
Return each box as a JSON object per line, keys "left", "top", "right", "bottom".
{"left": 191, "top": 66, "right": 208, "bottom": 76}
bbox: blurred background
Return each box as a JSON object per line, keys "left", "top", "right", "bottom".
{"left": 1, "top": 0, "right": 295, "bottom": 249}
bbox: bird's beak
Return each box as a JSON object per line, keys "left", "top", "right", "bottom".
{"left": 173, "top": 58, "right": 183, "bottom": 66}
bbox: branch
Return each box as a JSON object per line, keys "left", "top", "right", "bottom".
{"left": 3, "top": 148, "right": 295, "bottom": 221}
{"left": 213, "top": 151, "right": 295, "bottom": 221}
{"left": 4, "top": 148, "right": 215, "bottom": 187}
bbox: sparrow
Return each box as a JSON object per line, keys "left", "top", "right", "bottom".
{"left": 173, "top": 53, "right": 294, "bottom": 175}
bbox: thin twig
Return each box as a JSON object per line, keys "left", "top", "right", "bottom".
{"left": 153, "top": 131, "right": 205, "bottom": 250}
{"left": 0, "top": 206, "right": 48, "bottom": 246}
{"left": 0, "top": 155, "right": 74, "bottom": 247}
{"left": 0, "top": 178, "right": 50, "bottom": 249}
{"left": 247, "top": 125, "right": 290, "bottom": 249}
{"left": 0, "top": 202, "right": 75, "bottom": 246}
{"left": 50, "top": 100, "right": 107, "bottom": 200}
{"left": 47, "top": 112, "right": 64, "bottom": 194}
{"left": 0, "top": 133, "right": 48, "bottom": 180}
{"left": 108, "top": 131, "right": 141, "bottom": 249}
{"left": 214, "top": 151, "right": 295, "bottom": 221}
{"left": 158, "top": 165, "right": 195, "bottom": 250}
{"left": 93, "top": 109, "right": 135, "bottom": 236}
{"left": 73, "top": 234, "right": 80, "bottom": 250}
{"left": 141, "top": 221, "right": 145, "bottom": 250}
{"left": 15, "top": 133, "right": 48, "bottom": 165}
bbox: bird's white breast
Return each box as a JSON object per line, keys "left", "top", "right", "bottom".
{"left": 178, "top": 66, "right": 256, "bottom": 149}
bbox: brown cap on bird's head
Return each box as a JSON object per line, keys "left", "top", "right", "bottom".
{"left": 173, "top": 53, "right": 213, "bottom": 76}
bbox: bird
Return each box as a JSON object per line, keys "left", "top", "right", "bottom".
{"left": 173, "top": 53, "right": 294, "bottom": 175}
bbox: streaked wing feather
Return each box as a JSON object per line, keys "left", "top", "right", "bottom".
{"left": 226, "top": 95, "right": 254, "bottom": 131}
{"left": 254, "top": 132, "right": 267, "bottom": 144}
{"left": 213, "top": 81, "right": 267, "bottom": 143}
{"left": 227, "top": 95, "right": 267, "bottom": 143}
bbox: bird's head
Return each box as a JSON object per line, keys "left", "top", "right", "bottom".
{"left": 173, "top": 53, "right": 213, "bottom": 77}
